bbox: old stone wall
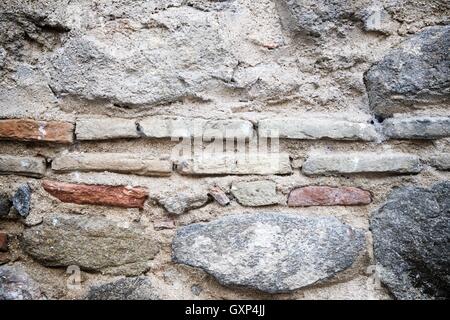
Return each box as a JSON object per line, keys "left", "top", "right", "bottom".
{"left": 0, "top": 0, "right": 449, "bottom": 300}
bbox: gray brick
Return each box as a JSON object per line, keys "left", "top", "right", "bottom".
{"left": 52, "top": 153, "right": 172, "bottom": 176}
{"left": 0, "top": 155, "right": 46, "bottom": 178}
{"left": 302, "top": 152, "right": 422, "bottom": 175}
{"left": 76, "top": 118, "right": 139, "bottom": 140}
{"left": 177, "top": 153, "right": 292, "bottom": 175}
{"left": 383, "top": 116, "right": 450, "bottom": 139}
{"left": 139, "top": 117, "right": 253, "bottom": 140}
{"left": 258, "top": 118, "right": 378, "bottom": 141}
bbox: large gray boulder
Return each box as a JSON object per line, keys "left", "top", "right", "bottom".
{"left": 22, "top": 214, "right": 160, "bottom": 276}
{"left": 365, "top": 26, "right": 450, "bottom": 117}
{"left": 371, "top": 181, "right": 450, "bottom": 299}
{"left": 0, "top": 264, "right": 44, "bottom": 300}
{"left": 172, "top": 213, "right": 365, "bottom": 293}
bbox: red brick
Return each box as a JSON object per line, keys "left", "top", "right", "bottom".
{"left": 0, "top": 119, "right": 74, "bottom": 144}
{"left": 42, "top": 180, "right": 148, "bottom": 208}
{"left": 288, "top": 186, "right": 371, "bottom": 207}
{"left": 0, "top": 233, "right": 8, "bottom": 252}
{"left": 208, "top": 186, "right": 230, "bottom": 206}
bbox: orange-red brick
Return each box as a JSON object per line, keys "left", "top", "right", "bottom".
{"left": 42, "top": 180, "right": 148, "bottom": 209}
{"left": 0, "top": 119, "right": 74, "bottom": 144}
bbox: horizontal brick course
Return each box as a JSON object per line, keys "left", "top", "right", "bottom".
{"left": 302, "top": 152, "right": 422, "bottom": 175}
{"left": 288, "top": 186, "right": 372, "bottom": 207}
{"left": 52, "top": 153, "right": 172, "bottom": 176}
{"left": 0, "top": 119, "right": 74, "bottom": 144}
{"left": 383, "top": 116, "right": 450, "bottom": 139}
{"left": 76, "top": 118, "right": 139, "bottom": 140}
{"left": 42, "top": 180, "right": 148, "bottom": 208}
{"left": 139, "top": 117, "right": 253, "bottom": 140}
{"left": 0, "top": 155, "right": 46, "bottom": 178}
{"left": 258, "top": 118, "right": 378, "bottom": 141}
{"left": 177, "top": 153, "right": 292, "bottom": 175}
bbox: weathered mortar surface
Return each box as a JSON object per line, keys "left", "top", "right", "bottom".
{"left": 0, "top": 0, "right": 449, "bottom": 300}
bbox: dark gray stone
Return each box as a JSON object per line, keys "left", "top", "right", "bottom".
{"left": 86, "top": 276, "right": 159, "bottom": 300}
{"left": 365, "top": 26, "right": 450, "bottom": 117}
{"left": 0, "top": 264, "right": 44, "bottom": 300}
{"left": 281, "top": 0, "right": 363, "bottom": 36}
{"left": 371, "top": 181, "right": 450, "bottom": 299}
{"left": 12, "top": 184, "right": 31, "bottom": 217}
{"left": 172, "top": 213, "right": 365, "bottom": 293}
{"left": 0, "top": 192, "right": 11, "bottom": 217}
